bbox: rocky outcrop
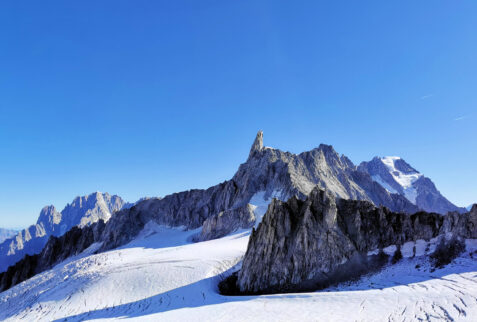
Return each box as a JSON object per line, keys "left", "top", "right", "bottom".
{"left": 237, "top": 187, "right": 476, "bottom": 294}
{"left": 196, "top": 204, "right": 255, "bottom": 241}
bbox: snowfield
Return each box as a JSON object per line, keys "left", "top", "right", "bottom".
{"left": 0, "top": 223, "right": 476, "bottom": 322}
{"left": 380, "top": 156, "right": 422, "bottom": 204}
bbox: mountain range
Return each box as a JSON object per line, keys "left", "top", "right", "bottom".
{"left": 0, "top": 132, "right": 475, "bottom": 321}
{"left": 0, "top": 192, "right": 129, "bottom": 272}
{"left": 0, "top": 131, "right": 468, "bottom": 286}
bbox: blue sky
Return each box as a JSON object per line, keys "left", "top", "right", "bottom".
{"left": 0, "top": 1, "right": 476, "bottom": 228}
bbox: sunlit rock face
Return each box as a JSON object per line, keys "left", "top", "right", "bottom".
{"left": 0, "top": 192, "right": 128, "bottom": 273}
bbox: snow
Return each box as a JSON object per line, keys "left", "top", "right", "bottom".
{"left": 381, "top": 156, "right": 422, "bottom": 204}
{"left": 1, "top": 222, "right": 476, "bottom": 322}
{"left": 249, "top": 190, "right": 283, "bottom": 227}
{"left": 371, "top": 175, "right": 398, "bottom": 194}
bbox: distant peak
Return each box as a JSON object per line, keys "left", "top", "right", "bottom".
{"left": 36, "top": 205, "right": 61, "bottom": 226}
{"left": 318, "top": 144, "right": 336, "bottom": 153}
{"left": 40, "top": 205, "right": 57, "bottom": 213}
{"left": 249, "top": 130, "right": 264, "bottom": 158}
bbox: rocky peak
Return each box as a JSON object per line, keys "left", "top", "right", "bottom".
{"left": 36, "top": 205, "right": 61, "bottom": 227}
{"left": 248, "top": 130, "right": 264, "bottom": 159}
{"left": 62, "top": 192, "right": 126, "bottom": 229}
{"left": 35, "top": 206, "right": 63, "bottom": 237}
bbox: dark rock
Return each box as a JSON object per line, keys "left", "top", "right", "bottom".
{"left": 196, "top": 204, "right": 255, "bottom": 241}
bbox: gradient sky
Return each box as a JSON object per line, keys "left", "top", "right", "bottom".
{"left": 1, "top": 1, "right": 476, "bottom": 228}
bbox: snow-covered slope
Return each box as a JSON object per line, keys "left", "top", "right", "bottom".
{"left": 0, "top": 192, "right": 128, "bottom": 272}
{"left": 359, "top": 156, "right": 463, "bottom": 214}
{"left": 1, "top": 223, "right": 476, "bottom": 321}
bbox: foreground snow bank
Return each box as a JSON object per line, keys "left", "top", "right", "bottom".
{"left": 0, "top": 224, "right": 476, "bottom": 322}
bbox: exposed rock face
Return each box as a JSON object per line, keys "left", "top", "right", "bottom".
{"left": 0, "top": 192, "right": 128, "bottom": 273}
{"left": 358, "top": 157, "right": 464, "bottom": 214}
{"left": 36, "top": 206, "right": 63, "bottom": 235}
{"left": 0, "top": 206, "right": 61, "bottom": 273}
{"left": 249, "top": 130, "right": 264, "bottom": 158}
{"left": 61, "top": 192, "right": 126, "bottom": 229}
{"left": 196, "top": 204, "right": 255, "bottom": 241}
{"left": 237, "top": 187, "right": 476, "bottom": 294}
{"left": 0, "top": 220, "right": 106, "bottom": 292}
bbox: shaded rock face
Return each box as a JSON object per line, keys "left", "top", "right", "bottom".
{"left": 237, "top": 187, "right": 476, "bottom": 294}
{"left": 358, "top": 157, "right": 464, "bottom": 214}
{"left": 196, "top": 204, "right": 255, "bottom": 241}
{"left": 0, "top": 192, "right": 127, "bottom": 273}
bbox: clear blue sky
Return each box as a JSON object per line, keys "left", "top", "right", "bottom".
{"left": 1, "top": 1, "right": 476, "bottom": 228}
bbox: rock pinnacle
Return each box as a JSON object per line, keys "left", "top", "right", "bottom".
{"left": 249, "top": 130, "right": 264, "bottom": 159}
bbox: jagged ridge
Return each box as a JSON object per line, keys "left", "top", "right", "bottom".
{"left": 0, "top": 192, "right": 128, "bottom": 273}
{"left": 236, "top": 188, "right": 476, "bottom": 294}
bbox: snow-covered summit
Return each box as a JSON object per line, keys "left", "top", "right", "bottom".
{"left": 359, "top": 156, "right": 463, "bottom": 214}
{"left": 378, "top": 156, "right": 422, "bottom": 203}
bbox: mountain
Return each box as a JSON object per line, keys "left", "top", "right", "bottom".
{"left": 0, "top": 131, "right": 421, "bottom": 292}
{"left": 0, "top": 192, "right": 128, "bottom": 273}
{"left": 236, "top": 187, "right": 476, "bottom": 294}
{"left": 0, "top": 131, "right": 462, "bottom": 291}
{"left": 98, "top": 131, "right": 418, "bottom": 252}
{"left": 0, "top": 229, "right": 18, "bottom": 244}
{"left": 358, "top": 156, "right": 464, "bottom": 214}
{"left": 0, "top": 132, "right": 475, "bottom": 320}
